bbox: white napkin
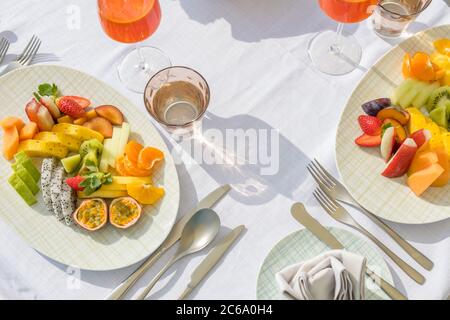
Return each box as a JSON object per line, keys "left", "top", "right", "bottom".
{"left": 275, "top": 250, "right": 366, "bottom": 300}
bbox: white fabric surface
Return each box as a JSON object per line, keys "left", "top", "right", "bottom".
{"left": 0, "top": 0, "right": 449, "bottom": 300}
{"left": 276, "top": 250, "right": 366, "bottom": 300}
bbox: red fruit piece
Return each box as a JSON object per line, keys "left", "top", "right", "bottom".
{"left": 25, "top": 98, "right": 41, "bottom": 123}
{"left": 380, "top": 126, "right": 396, "bottom": 162}
{"left": 83, "top": 117, "right": 113, "bottom": 138}
{"left": 62, "top": 96, "right": 91, "bottom": 109}
{"left": 358, "top": 115, "right": 382, "bottom": 136}
{"left": 410, "top": 129, "right": 432, "bottom": 149}
{"left": 66, "top": 176, "right": 85, "bottom": 191}
{"left": 36, "top": 106, "right": 55, "bottom": 131}
{"left": 57, "top": 97, "right": 86, "bottom": 118}
{"left": 355, "top": 134, "right": 381, "bottom": 147}
{"left": 381, "top": 138, "right": 417, "bottom": 178}
{"left": 95, "top": 105, "right": 124, "bottom": 125}
{"left": 40, "top": 96, "right": 61, "bottom": 119}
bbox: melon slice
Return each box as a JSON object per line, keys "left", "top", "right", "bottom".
{"left": 2, "top": 126, "right": 19, "bottom": 160}
{"left": 407, "top": 163, "right": 444, "bottom": 196}
{"left": 431, "top": 147, "right": 450, "bottom": 187}
{"left": 408, "top": 151, "right": 438, "bottom": 176}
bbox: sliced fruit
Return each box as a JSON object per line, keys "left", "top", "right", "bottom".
{"left": 126, "top": 183, "right": 165, "bottom": 205}
{"left": 18, "top": 140, "right": 69, "bottom": 158}
{"left": 15, "top": 165, "right": 39, "bottom": 195}
{"left": 380, "top": 126, "right": 395, "bottom": 162}
{"left": 408, "top": 151, "right": 438, "bottom": 176}
{"left": 124, "top": 156, "right": 151, "bottom": 176}
{"left": 2, "top": 126, "right": 19, "bottom": 160}
{"left": 407, "top": 110, "right": 427, "bottom": 134}
{"left": 398, "top": 81, "right": 427, "bottom": 109}
{"left": 0, "top": 116, "right": 25, "bottom": 130}
{"left": 56, "top": 97, "right": 86, "bottom": 118}
{"left": 125, "top": 140, "right": 144, "bottom": 163}
{"left": 381, "top": 138, "right": 417, "bottom": 178}
{"left": 25, "top": 98, "right": 41, "bottom": 123}
{"left": 57, "top": 115, "right": 73, "bottom": 124}
{"left": 99, "top": 138, "right": 113, "bottom": 172}
{"left": 36, "top": 106, "right": 55, "bottom": 131}
{"left": 77, "top": 189, "right": 128, "bottom": 198}
{"left": 429, "top": 106, "right": 448, "bottom": 128}
{"left": 108, "top": 126, "right": 122, "bottom": 167}
{"left": 410, "top": 129, "right": 432, "bottom": 149}
{"left": 115, "top": 156, "right": 130, "bottom": 176}
{"left": 117, "top": 122, "right": 130, "bottom": 157}
{"left": 137, "top": 147, "right": 164, "bottom": 170}
{"left": 433, "top": 39, "right": 450, "bottom": 56}
{"left": 99, "top": 183, "right": 127, "bottom": 191}
{"left": 8, "top": 173, "right": 37, "bottom": 205}
{"left": 391, "top": 79, "right": 415, "bottom": 105}
{"left": 85, "top": 109, "right": 97, "bottom": 120}
{"left": 402, "top": 53, "right": 412, "bottom": 78}
{"left": 355, "top": 133, "right": 381, "bottom": 147}
{"left": 410, "top": 52, "right": 436, "bottom": 82}
{"left": 83, "top": 117, "right": 113, "bottom": 138}
{"left": 382, "top": 119, "right": 407, "bottom": 144}
{"left": 66, "top": 175, "right": 85, "bottom": 191}
{"left": 73, "top": 117, "right": 88, "bottom": 125}
{"left": 62, "top": 96, "right": 91, "bottom": 109}
{"left": 430, "top": 147, "right": 450, "bottom": 187}
{"left": 40, "top": 96, "right": 61, "bottom": 119}
{"left": 34, "top": 131, "right": 82, "bottom": 152}
{"left": 408, "top": 163, "right": 444, "bottom": 196}
{"left": 426, "top": 86, "right": 450, "bottom": 112}
{"left": 19, "top": 122, "right": 39, "bottom": 141}
{"left": 113, "top": 176, "right": 152, "bottom": 185}
{"left": 52, "top": 123, "right": 104, "bottom": 142}
{"left": 95, "top": 105, "right": 124, "bottom": 125}
{"left": 61, "top": 154, "right": 81, "bottom": 173}
{"left": 109, "top": 197, "right": 142, "bottom": 229}
{"left": 358, "top": 115, "right": 382, "bottom": 136}
{"left": 73, "top": 198, "right": 107, "bottom": 231}
{"left": 361, "top": 98, "right": 391, "bottom": 116}
{"left": 412, "top": 81, "right": 440, "bottom": 108}
{"left": 376, "top": 107, "right": 410, "bottom": 125}
{"left": 13, "top": 151, "right": 40, "bottom": 182}
{"left": 41, "top": 158, "right": 56, "bottom": 212}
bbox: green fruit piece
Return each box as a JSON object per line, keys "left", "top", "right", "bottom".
{"left": 15, "top": 165, "right": 39, "bottom": 195}
{"left": 412, "top": 82, "right": 440, "bottom": 109}
{"left": 430, "top": 106, "right": 448, "bottom": 129}
{"left": 8, "top": 174, "right": 37, "bottom": 205}
{"left": 61, "top": 154, "right": 81, "bottom": 173}
{"left": 14, "top": 151, "right": 29, "bottom": 162}
{"left": 12, "top": 158, "right": 41, "bottom": 182}
{"left": 391, "top": 79, "right": 415, "bottom": 106}
{"left": 426, "top": 86, "right": 450, "bottom": 112}
{"left": 398, "top": 81, "right": 426, "bottom": 109}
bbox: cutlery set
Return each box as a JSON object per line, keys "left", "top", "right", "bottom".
{"left": 0, "top": 35, "right": 41, "bottom": 76}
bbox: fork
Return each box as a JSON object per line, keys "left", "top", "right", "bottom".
{"left": 313, "top": 187, "right": 425, "bottom": 284}
{"left": 307, "top": 159, "right": 433, "bottom": 271}
{"left": 0, "top": 35, "right": 41, "bottom": 77}
{"left": 0, "top": 37, "right": 10, "bottom": 64}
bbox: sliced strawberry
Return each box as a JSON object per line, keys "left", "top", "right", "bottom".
{"left": 62, "top": 96, "right": 91, "bottom": 109}
{"left": 56, "top": 97, "right": 86, "bottom": 118}
{"left": 66, "top": 176, "right": 85, "bottom": 191}
{"left": 40, "top": 96, "right": 61, "bottom": 119}
{"left": 355, "top": 134, "right": 381, "bottom": 147}
{"left": 25, "top": 98, "right": 40, "bottom": 123}
{"left": 358, "top": 115, "right": 383, "bottom": 136}
{"left": 36, "top": 106, "right": 55, "bottom": 131}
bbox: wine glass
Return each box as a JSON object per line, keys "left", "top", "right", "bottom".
{"left": 97, "top": 0, "right": 171, "bottom": 93}
{"left": 308, "top": 0, "right": 379, "bottom": 75}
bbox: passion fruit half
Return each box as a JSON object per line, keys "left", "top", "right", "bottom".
{"left": 73, "top": 198, "right": 108, "bottom": 231}
{"left": 109, "top": 197, "right": 142, "bottom": 229}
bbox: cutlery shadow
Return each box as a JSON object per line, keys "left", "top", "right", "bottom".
{"left": 0, "top": 31, "right": 18, "bottom": 43}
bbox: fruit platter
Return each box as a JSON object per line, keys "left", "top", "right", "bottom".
{"left": 336, "top": 25, "right": 450, "bottom": 224}
{"left": 0, "top": 65, "right": 179, "bottom": 270}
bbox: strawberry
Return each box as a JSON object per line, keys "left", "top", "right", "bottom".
{"left": 358, "top": 115, "right": 382, "bottom": 136}
{"left": 62, "top": 96, "right": 91, "bottom": 109}
{"left": 355, "top": 133, "right": 381, "bottom": 147}
{"left": 56, "top": 97, "right": 86, "bottom": 118}
{"left": 66, "top": 176, "right": 85, "bottom": 191}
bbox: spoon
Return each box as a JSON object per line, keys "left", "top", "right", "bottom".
{"left": 135, "top": 208, "right": 221, "bottom": 300}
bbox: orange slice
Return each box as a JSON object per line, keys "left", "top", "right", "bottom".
{"left": 410, "top": 52, "right": 436, "bottom": 81}
{"left": 402, "top": 53, "right": 411, "bottom": 78}
{"left": 125, "top": 140, "right": 143, "bottom": 163}
{"left": 127, "top": 183, "right": 165, "bottom": 205}
{"left": 433, "top": 39, "right": 450, "bottom": 56}
{"left": 115, "top": 156, "right": 130, "bottom": 176}
{"left": 124, "top": 156, "right": 151, "bottom": 177}
{"left": 137, "top": 147, "right": 164, "bottom": 170}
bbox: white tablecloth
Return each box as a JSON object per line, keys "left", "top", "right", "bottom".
{"left": 0, "top": 0, "right": 449, "bottom": 300}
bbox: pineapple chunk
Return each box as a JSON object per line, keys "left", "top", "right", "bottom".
{"left": 34, "top": 132, "right": 82, "bottom": 152}
{"left": 408, "top": 112, "right": 427, "bottom": 134}
{"left": 52, "top": 123, "right": 104, "bottom": 143}
{"left": 77, "top": 190, "right": 128, "bottom": 198}
{"left": 112, "top": 176, "right": 152, "bottom": 185}
{"left": 98, "top": 183, "right": 127, "bottom": 191}
{"left": 18, "top": 140, "right": 69, "bottom": 159}
{"left": 442, "top": 133, "right": 450, "bottom": 158}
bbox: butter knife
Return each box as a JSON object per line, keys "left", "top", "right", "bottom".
{"left": 178, "top": 225, "right": 245, "bottom": 300}
{"left": 291, "top": 203, "right": 407, "bottom": 300}
{"left": 105, "top": 184, "right": 231, "bottom": 300}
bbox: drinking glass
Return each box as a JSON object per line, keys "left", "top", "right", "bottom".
{"left": 97, "top": 0, "right": 171, "bottom": 93}
{"left": 144, "top": 66, "right": 210, "bottom": 136}
{"left": 309, "top": 0, "right": 379, "bottom": 75}
{"left": 372, "top": 0, "right": 432, "bottom": 38}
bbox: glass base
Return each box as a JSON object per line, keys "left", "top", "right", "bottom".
{"left": 308, "top": 30, "right": 362, "bottom": 76}
{"left": 117, "top": 46, "right": 171, "bottom": 93}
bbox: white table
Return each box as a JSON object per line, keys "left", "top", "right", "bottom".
{"left": 0, "top": 0, "right": 449, "bottom": 300}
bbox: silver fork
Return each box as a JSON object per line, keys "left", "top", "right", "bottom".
{"left": 0, "top": 37, "right": 10, "bottom": 64}
{"left": 307, "top": 159, "right": 433, "bottom": 271}
{"left": 0, "top": 35, "right": 41, "bottom": 77}
{"left": 313, "top": 187, "right": 425, "bottom": 284}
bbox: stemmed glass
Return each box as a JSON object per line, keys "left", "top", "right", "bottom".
{"left": 97, "top": 0, "right": 171, "bottom": 93}
{"left": 309, "top": 0, "right": 379, "bottom": 75}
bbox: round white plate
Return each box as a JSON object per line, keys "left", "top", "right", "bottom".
{"left": 336, "top": 25, "right": 450, "bottom": 224}
{"left": 0, "top": 65, "right": 180, "bottom": 270}
{"left": 256, "top": 227, "right": 393, "bottom": 300}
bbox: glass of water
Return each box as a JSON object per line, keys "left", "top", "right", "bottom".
{"left": 372, "top": 0, "right": 432, "bottom": 38}
{"left": 144, "top": 66, "right": 210, "bottom": 137}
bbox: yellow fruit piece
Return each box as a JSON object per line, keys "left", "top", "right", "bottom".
{"left": 34, "top": 131, "right": 82, "bottom": 152}
{"left": 52, "top": 123, "right": 104, "bottom": 142}
{"left": 18, "top": 140, "right": 69, "bottom": 158}
{"left": 433, "top": 39, "right": 450, "bottom": 56}
{"left": 57, "top": 115, "right": 73, "bottom": 124}
{"left": 405, "top": 107, "right": 422, "bottom": 115}
{"left": 442, "top": 133, "right": 450, "bottom": 158}
{"left": 440, "top": 71, "right": 450, "bottom": 86}
{"left": 127, "top": 183, "right": 164, "bottom": 205}
{"left": 98, "top": 183, "right": 127, "bottom": 191}
{"left": 73, "top": 117, "right": 87, "bottom": 125}
{"left": 408, "top": 112, "right": 426, "bottom": 134}
{"left": 112, "top": 176, "right": 152, "bottom": 185}
{"left": 85, "top": 109, "right": 97, "bottom": 120}
{"left": 77, "top": 190, "right": 127, "bottom": 198}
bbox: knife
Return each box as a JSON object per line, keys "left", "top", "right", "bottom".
{"left": 105, "top": 184, "right": 231, "bottom": 300}
{"left": 178, "top": 225, "right": 245, "bottom": 300}
{"left": 291, "top": 202, "right": 407, "bottom": 301}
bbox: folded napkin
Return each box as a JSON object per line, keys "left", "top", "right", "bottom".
{"left": 275, "top": 250, "right": 366, "bottom": 300}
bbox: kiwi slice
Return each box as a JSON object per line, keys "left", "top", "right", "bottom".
{"left": 426, "top": 86, "right": 450, "bottom": 112}
{"left": 430, "top": 106, "right": 448, "bottom": 129}
{"left": 8, "top": 174, "right": 37, "bottom": 206}
{"left": 15, "top": 165, "right": 40, "bottom": 195}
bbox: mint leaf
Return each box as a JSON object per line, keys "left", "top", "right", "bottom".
{"left": 38, "top": 83, "right": 59, "bottom": 97}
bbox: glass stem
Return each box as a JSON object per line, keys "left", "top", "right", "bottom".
{"left": 330, "top": 23, "right": 344, "bottom": 55}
